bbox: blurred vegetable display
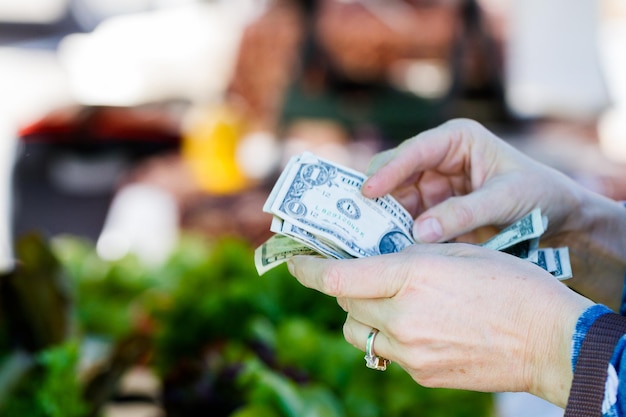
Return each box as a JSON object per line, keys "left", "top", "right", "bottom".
{"left": 0, "top": 234, "right": 87, "bottom": 417}
{"left": 0, "top": 233, "right": 494, "bottom": 416}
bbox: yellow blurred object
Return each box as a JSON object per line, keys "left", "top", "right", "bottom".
{"left": 181, "top": 105, "right": 250, "bottom": 194}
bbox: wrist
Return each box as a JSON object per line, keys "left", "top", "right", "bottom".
{"left": 526, "top": 288, "right": 594, "bottom": 407}
{"left": 548, "top": 183, "right": 626, "bottom": 310}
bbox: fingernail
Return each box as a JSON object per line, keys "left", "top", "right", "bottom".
{"left": 414, "top": 218, "right": 443, "bottom": 242}
{"left": 361, "top": 180, "right": 370, "bottom": 193}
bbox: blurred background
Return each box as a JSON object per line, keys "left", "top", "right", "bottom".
{"left": 1, "top": 0, "right": 626, "bottom": 416}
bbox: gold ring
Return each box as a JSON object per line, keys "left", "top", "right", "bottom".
{"left": 364, "top": 328, "right": 390, "bottom": 371}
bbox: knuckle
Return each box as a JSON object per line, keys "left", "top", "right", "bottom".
{"left": 443, "top": 118, "right": 482, "bottom": 132}
{"left": 406, "top": 360, "right": 436, "bottom": 387}
{"left": 415, "top": 373, "right": 439, "bottom": 389}
{"left": 449, "top": 198, "right": 475, "bottom": 229}
{"left": 407, "top": 361, "right": 439, "bottom": 388}
{"left": 443, "top": 118, "right": 489, "bottom": 147}
{"left": 320, "top": 264, "right": 345, "bottom": 297}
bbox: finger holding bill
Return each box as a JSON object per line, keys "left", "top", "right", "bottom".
{"left": 287, "top": 253, "right": 409, "bottom": 300}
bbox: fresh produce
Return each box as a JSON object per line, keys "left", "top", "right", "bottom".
{"left": 0, "top": 233, "right": 493, "bottom": 416}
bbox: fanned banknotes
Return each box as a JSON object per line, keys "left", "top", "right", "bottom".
{"left": 255, "top": 152, "right": 572, "bottom": 280}
{"left": 478, "top": 208, "right": 571, "bottom": 280}
{"left": 256, "top": 152, "right": 415, "bottom": 274}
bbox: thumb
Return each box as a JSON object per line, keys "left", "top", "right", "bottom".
{"left": 413, "top": 180, "right": 531, "bottom": 243}
{"left": 288, "top": 253, "right": 413, "bottom": 299}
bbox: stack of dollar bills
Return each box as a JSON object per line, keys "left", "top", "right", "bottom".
{"left": 255, "top": 152, "right": 571, "bottom": 281}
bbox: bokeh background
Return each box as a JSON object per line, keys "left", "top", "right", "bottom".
{"left": 1, "top": 1, "right": 626, "bottom": 416}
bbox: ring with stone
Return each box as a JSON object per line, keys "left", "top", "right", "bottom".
{"left": 364, "top": 328, "right": 390, "bottom": 371}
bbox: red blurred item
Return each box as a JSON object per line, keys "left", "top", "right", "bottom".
{"left": 19, "top": 105, "right": 183, "bottom": 145}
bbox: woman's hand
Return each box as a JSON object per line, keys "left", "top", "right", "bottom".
{"left": 362, "top": 119, "right": 582, "bottom": 243}
{"left": 362, "top": 119, "right": 626, "bottom": 308}
{"left": 288, "top": 245, "right": 594, "bottom": 407}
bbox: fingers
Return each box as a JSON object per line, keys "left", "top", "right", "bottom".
{"left": 287, "top": 253, "right": 411, "bottom": 299}
{"left": 361, "top": 118, "right": 539, "bottom": 242}
{"left": 365, "top": 148, "right": 396, "bottom": 176}
{"left": 412, "top": 175, "right": 535, "bottom": 242}
{"left": 343, "top": 314, "right": 393, "bottom": 362}
{"left": 362, "top": 119, "right": 481, "bottom": 199}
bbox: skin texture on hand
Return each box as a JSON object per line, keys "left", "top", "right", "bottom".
{"left": 287, "top": 245, "right": 594, "bottom": 407}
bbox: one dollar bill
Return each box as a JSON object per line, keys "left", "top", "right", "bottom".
{"left": 264, "top": 152, "right": 415, "bottom": 258}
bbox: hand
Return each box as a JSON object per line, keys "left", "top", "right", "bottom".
{"left": 362, "top": 119, "right": 626, "bottom": 308}
{"left": 362, "top": 119, "right": 583, "bottom": 243}
{"left": 288, "top": 245, "right": 593, "bottom": 407}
